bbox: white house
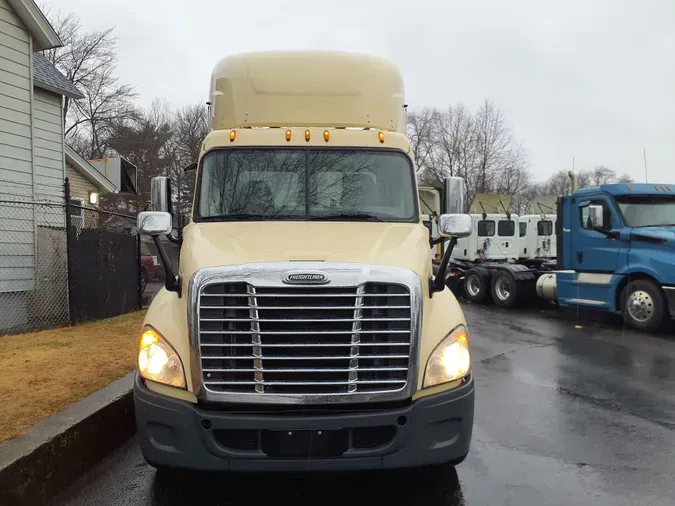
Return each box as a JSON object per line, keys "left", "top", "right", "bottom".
{"left": 0, "top": 0, "right": 88, "bottom": 330}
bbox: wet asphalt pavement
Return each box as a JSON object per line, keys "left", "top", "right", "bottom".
{"left": 49, "top": 303, "right": 675, "bottom": 506}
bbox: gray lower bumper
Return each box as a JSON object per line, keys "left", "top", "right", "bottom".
{"left": 133, "top": 372, "right": 474, "bottom": 472}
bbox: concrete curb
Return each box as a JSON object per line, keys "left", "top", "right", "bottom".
{"left": 0, "top": 372, "right": 136, "bottom": 506}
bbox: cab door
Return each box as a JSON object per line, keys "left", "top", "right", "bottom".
{"left": 571, "top": 195, "right": 622, "bottom": 272}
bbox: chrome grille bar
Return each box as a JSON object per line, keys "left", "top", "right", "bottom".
{"left": 248, "top": 285, "right": 264, "bottom": 393}
{"left": 348, "top": 285, "right": 365, "bottom": 393}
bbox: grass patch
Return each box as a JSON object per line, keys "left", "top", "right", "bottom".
{"left": 0, "top": 310, "right": 146, "bottom": 444}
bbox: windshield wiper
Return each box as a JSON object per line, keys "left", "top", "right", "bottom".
{"left": 199, "top": 213, "right": 270, "bottom": 221}
{"left": 310, "top": 213, "right": 384, "bottom": 222}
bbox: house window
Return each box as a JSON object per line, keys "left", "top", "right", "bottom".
{"left": 497, "top": 220, "right": 515, "bottom": 237}
{"left": 477, "top": 220, "right": 495, "bottom": 237}
{"left": 69, "top": 198, "right": 84, "bottom": 228}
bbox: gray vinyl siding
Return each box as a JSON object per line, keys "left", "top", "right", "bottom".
{"left": 0, "top": 0, "right": 31, "bottom": 199}
{"left": 33, "top": 89, "right": 64, "bottom": 234}
{"left": 0, "top": 1, "right": 34, "bottom": 291}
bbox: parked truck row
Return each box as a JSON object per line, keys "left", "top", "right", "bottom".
{"left": 424, "top": 175, "right": 675, "bottom": 332}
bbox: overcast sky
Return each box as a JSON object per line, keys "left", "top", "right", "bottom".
{"left": 45, "top": 0, "right": 674, "bottom": 184}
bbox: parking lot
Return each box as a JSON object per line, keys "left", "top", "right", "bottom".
{"left": 49, "top": 303, "right": 675, "bottom": 506}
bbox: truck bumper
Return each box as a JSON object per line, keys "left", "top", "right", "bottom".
{"left": 133, "top": 372, "right": 474, "bottom": 472}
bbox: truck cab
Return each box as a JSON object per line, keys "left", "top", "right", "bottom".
{"left": 451, "top": 194, "right": 519, "bottom": 263}
{"left": 552, "top": 181, "right": 675, "bottom": 331}
{"left": 133, "top": 50, "right": 475, "bottom": 472}
{"left": 518, "top": 196, "right": 558, "bottom": 261}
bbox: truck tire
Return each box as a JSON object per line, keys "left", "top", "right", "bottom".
{"left": 619, "top": 279, "right": 667, "bottom": 332}
{"left": 491, "top": 269, "right": 520, "bottom": 308}
{"left": 463, "top": 268, "right": 489, "bottom": 303}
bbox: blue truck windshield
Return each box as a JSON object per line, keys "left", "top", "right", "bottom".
{"left": 196, "top": 148, "right": 417, "bottom": 222}
{"left": 616, "top": 195, "right": 675, "bottom": 228}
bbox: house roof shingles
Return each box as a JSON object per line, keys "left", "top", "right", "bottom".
{"left": 32, "top": 52, "right": 84, "bottom": 100}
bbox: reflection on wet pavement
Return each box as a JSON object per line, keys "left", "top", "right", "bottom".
{"left": 50, "top": 303, "right": 675, "bottom": 506}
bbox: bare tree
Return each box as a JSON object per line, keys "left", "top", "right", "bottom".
{"left": 538, "top": 170, "right": 573, "bottom": 196}
{"left": 539, "top": 167, "right": 634, "bottom": 197}
{"left": 166, "top": 103, "right": 209, "bottom": 222}
{"left": 101, "top": 103, "right": 173, "bottom": 215}
{"left": 428, "top": 104, "right": 473, "bottom": 184}
{"left": 408, "top": 100, "right": 530, "bottom": 210}
{"left": 40, "top": 10, "right": 137, "bottom": 157}
{"left": 71, "top": 69, "right": 138, "bottom": 158}
{"left": 406, "top": 108, "right": 436, "bottom": 176}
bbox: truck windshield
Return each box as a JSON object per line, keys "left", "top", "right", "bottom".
{"left": 616, "top": 195, "right": 675, "bottom": 228}
{"left": 196, "top": 148, "right": 417, "bottom": 222}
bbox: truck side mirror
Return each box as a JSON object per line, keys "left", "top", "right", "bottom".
{"left": 151, "top": 176, "right": 172, "bottom": 213}
{"left": 439, "top": 213, "right": 472, "bottom": 238}
{"left": 138, "top": 211, "right": 172, "bottom": 236}
{"left": 137, "top": 210, "right": 180, "bottom": 296}
{"left": 589, "top": 205, "right": 604, "bottom": 229}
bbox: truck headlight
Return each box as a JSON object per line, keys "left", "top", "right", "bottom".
{"left": 138, "top": 327, "right": 185, "bottom": 388}
{"left": 423, "top": 325, "right": 471, "bottom": 388}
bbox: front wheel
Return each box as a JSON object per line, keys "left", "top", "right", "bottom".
{"left": 620, "top": 279, "right": 667, "bottom": 332}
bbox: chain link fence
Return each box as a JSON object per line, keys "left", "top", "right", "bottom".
{"left": 0, "top": 199, "right": 70, "bottom": 333}
{"left": 0, "top": 181, "right": 142, "bottom": 334}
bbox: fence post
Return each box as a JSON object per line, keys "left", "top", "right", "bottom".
{"left": 64, "top": 178, "right": 76, "bottom": 325}
{"left": 137, "top": 232, "right": 142, "bottom": 309}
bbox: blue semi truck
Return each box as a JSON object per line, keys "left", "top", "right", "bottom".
{"left": 443, "top": 173, "right": 675, "bottom": 332}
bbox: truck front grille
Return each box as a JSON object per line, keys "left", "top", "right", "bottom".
{"left": 197, "top": 282, "right": 412, "bottom": 396}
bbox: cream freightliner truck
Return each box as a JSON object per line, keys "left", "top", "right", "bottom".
{"left": 134, "top": 51, "right": 475, "bottom": 471}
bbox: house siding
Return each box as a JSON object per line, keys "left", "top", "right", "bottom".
{"left": 0, "top": 0, "right": 32, "bottom": 200}
{"left": 0, "top": 0, "right": 34, "bottom": 293}
{"left": 66, "top": 163, "right": 99, "bottom": 228}
{"left": 67, "top": 163, "right": 98, "bottom": 203}
{"left": 33, "top": 88, "right": 64, "bottom": 202}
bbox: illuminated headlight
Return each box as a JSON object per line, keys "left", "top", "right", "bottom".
{"left": 138, "top": 327, "right": 185, "bottom": 388}
{"left": 423, "top": 325, "right": 471, "bottom": 388}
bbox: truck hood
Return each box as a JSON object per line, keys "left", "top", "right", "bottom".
{"left": 630, "top": 227, "right": 675, "bottom": 243}
{"left": 178, "top": 221, "right": 431, "bottom": 286}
